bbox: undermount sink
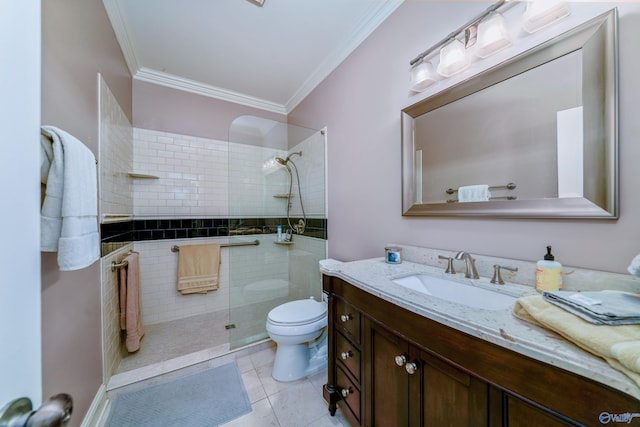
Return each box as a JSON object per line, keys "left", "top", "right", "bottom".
{"left": 392, "top": 274, "right": 516, "bottom": 310}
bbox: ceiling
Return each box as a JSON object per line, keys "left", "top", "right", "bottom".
{"left": 103, "top": 0, "right": 403, "bottom": 114}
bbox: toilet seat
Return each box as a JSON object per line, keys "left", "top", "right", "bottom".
{"left": 267, "top": 299, "right": 327, "bottom": 326}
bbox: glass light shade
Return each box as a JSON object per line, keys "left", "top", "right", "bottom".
{"left": 475, "top": 12, "right": 512, "bottom": 58}
{"left": 437, "top": 39, "right": 470, "bottom": 77}
{"left": 522, "top": 0, "right": 570, "bottom": 34}
{"left": 410, "top": 60, "right": 437, "bottom": 92}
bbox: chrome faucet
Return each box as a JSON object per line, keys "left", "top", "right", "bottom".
{"left": 455, "top": 251, "right": 479, "bottom": 279}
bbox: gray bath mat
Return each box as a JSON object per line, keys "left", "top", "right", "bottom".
{"left": 107, "top": 362, "right": 251, "bottom": 426}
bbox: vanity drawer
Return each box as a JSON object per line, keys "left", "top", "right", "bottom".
{"left": 337, "top": 364, "right": 361, "bottom": 423}
{"left": 336, "top": 331, "right": 360, "bottom": 382}
{"left": 335, "top": 297, "right": 361, "bottom": 344}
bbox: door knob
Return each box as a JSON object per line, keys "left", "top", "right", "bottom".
{"left": 341, "top": 387, "right": 352, "bottom": 398}
{"left": 0, "top": 394, "right": 72, "bottom": 427}
{"left": 341, "top": 351, "right": 353, "bottom": 360}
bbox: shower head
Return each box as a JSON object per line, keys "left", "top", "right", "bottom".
{"left": 274, "top": 151, "right": 302, "bottom": 166}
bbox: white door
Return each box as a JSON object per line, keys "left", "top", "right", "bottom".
{"left": 0, "top": 0, "right": 43, "bottom": 411}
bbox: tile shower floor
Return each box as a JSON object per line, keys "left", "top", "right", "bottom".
{"left": 117, "top": 310, "right": 231, "bottom": 374}
{"left": 108, "top": 343, "right": 350, "bottom": 427}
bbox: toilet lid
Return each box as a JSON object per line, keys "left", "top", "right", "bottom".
{"left": 268, "top": 299, "right": 327, "bottom": 326}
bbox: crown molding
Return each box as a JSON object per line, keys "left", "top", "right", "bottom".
{"left": 103, "top": 0, "right": 140, "bottom": 77}
{"left": 285, "top": 0, "right": 404, "bottom": 112}
{"left": 134, "top": 68, "right": 288, "bottom": 114}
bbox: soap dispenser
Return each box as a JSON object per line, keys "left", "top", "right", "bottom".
{"left": 535, "top": 246, "right": 562, "bottom": 292}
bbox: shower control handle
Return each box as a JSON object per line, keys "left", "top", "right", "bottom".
{"left": 340, "top": 314, "right": 352, "bottom": 323}
{"left": 341, "top": 351, "right": 353, "bottom": 360}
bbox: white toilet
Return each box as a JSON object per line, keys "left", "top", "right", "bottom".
{"left": 266, "top": 296, "right": 328, "bottom": 382}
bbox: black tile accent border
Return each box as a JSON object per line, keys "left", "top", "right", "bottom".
{"left": 100, "top": 217, "right": 327, "bottom": 245}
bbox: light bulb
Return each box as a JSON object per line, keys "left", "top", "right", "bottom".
{"left": 475, "top": 12, "right": 511, "bottom": 58}
{"left": 410, "top": 60, "right": 437, "bottom": 92}
{"left": 437, "top": 39, "right": 470, "bottom": 77}
{"left": 522, "top": 0, "right": 571, "bottom": 34}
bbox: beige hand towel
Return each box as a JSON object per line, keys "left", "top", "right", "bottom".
{"left": 513, "top": 294, "right": 640, "bottom": 387}
{"left": 177, "top": 244, "right": 221, "bottom": 295}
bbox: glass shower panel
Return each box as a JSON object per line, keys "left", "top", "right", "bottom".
{"left": 228, "top": 116, "right": 326, "bottom": 349}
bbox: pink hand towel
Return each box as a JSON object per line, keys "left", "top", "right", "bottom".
{"left": 119, "top": 253, "right": 144, "bottom": 352}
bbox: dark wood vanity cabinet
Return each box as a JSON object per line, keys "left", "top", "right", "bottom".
{"left": 323, "top": 275, "right": 640, "bottom": 427}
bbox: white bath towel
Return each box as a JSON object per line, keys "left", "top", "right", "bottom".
{"left": 40, "top": 126, "right": 99, "bottom": 271}
{"left": 458, "top": 184, "right": 491, "bottom": 202}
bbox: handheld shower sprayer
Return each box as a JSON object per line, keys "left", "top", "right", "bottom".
{"left": 275, "top": 151, "right": 302, "bottom": 166}
{"left": 275, "top": 151, "right": 306, "bottom": 235}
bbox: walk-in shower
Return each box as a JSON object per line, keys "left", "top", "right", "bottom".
{"left": 99, "top": 103, "right": 326, "bottom": 387}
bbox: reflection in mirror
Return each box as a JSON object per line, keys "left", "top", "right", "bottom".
{"left": 402, "top": 9, "right": 618, "bottom": 218}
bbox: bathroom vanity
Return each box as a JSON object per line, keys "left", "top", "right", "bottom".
{"left": 321, "top": 257, "right": 640, "bottom": 426}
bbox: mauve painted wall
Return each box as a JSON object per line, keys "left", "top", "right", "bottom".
{"left": 289, "top": 2, "right": 640, "bottom": 274}
{"left": 41, "top": 0, "right": 131, "bottom": 424}
{"left": 133, "top": 80, "right": 286, "bottom": 141}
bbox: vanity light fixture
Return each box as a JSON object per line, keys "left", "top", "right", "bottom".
{"left": 408, "top": 0, "right": 571, "bottom": 92}
{"left": 475, "top": 12, "right": 512, "bottom": 58}
{"left": 437, "top": 39, "right": 470, "bottom": 77}
{"left": 410, "top": 59, "right": 437, "bottom": 91}
{"left": 246, "top": 0, "right": 265, "bottom": 7}
{"left": 522, "top": 0, "right": 571, "bottom": 33}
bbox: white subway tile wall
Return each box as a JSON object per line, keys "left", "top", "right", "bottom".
{"left": 98, "top": 74, "right": 133, "bottom": 220}
{"left": 133, "top": 129, "right": 230, "bottom": 218}
{"left": 228, "top": 143, "right": 288, "bottom": 217}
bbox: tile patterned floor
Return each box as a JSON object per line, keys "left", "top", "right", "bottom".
{"left": 107, "top": 344, "right": 350, "bottom": 427}
{"left": 117, "top": 310, "right": 230, "bottom": 373}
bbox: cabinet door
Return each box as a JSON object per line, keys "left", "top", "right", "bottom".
{"left": 367, "top": 321, "right": 410, "bottom": 427}
{"left": 504, "top": 394, "right": 580, "bottom": 427}
{"left": 412, "top": 348, "right": 489, "bottom": 427}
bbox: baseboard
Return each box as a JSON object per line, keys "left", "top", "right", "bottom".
{"left": 80, "top": 384, "right": 110, "bottom": 427}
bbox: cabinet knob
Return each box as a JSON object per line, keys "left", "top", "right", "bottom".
{"left": 340, "top": 314, "right": 352, "bottom": 323}
{"left": 340, "top": 351, "right": 353, "bottom": 360}
{"left": 394, "top": 354, "right": 407, "bottom": 367}
{"left": 405, "top": 362, "right": 419, "bottom": 375}
{"left": 341, "top": 387, "right": 352, "bottom": 398}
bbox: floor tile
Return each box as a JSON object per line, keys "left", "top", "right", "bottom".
{"left": 241, "top": 369, "right": 267, "bottom": 404}
{"left": 268, "top": 380, "right": 329, "bottom": 427}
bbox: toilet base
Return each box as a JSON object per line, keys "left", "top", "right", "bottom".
{"left": 271, "top": 332, "right": 328, "bottom": 382}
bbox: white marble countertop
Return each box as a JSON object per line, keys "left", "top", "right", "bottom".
{"left": 321, "top": 257, "right": 640, "bottom": 400}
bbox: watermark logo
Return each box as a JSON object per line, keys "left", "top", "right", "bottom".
{"left": 599, "top": 412, "right": 640, "bottom": 424}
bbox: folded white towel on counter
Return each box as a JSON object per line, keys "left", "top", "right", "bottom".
{"left": 458, "top": 184, "right": 491, "bottom": 202}
{"left": 628, "top": 253, "right": 640, "bottom": 278}
{"left": 543, "top": 290, "right": 640, "bottom": 325}
{"left": 40, "top": 126, "right": 99, "bottom": 271}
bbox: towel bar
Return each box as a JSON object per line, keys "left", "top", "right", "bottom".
{"left": 171, "top": 240, "right": 260, "bottom": 252}
{"left": 110, "top": 260, "right": 128, "bottom": 271}
{"left": 446, "top": 182, "right": 516, "bottom": 194}
{"left": 447, "top": 195, "right": 517, "bottom": 203}
{"left": 110, "top": 251, "right": 138, "bottom": 271}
